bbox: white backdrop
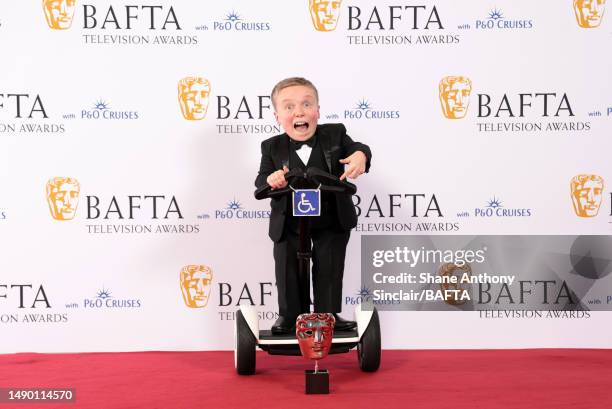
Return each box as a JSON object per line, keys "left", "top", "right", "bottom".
{"left": 1, "top": 0, "right": 611, "bottom": 353}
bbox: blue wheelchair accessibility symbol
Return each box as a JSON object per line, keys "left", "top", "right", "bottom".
{"left": 292, "top": 189, "right": 320, "bottom": 217}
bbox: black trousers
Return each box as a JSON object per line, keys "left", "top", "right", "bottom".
{"left": 273, "top": 223, "right": 350, "bottom": 317}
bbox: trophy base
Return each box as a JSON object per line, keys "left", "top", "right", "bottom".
{"left": 305, "top": 369, "right": 329, "bottom": 394}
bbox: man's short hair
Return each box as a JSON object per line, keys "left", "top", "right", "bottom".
{"left": 271, "top": 77, "right": 319, "bottom": 110}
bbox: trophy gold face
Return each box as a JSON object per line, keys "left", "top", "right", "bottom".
{"left": 178, "top": 77, "right": 211, "bottom": 120}
{"left": 571, "top": 174, "right": 604, "bottom": 218}
{"left": 439, "top": 76, "right": 472, "bottom": 119}
{"left": 47, "top": 177, "right": 80, "bottom": 221}
{"left": 309, "top": 0, "right": 342, "bottom": 32}
{"left": 573, "top": 0, "right": 606, "bottom": 28}
{"left": 43, "top": 0, "right": 77, "bottom": 30}
{"left": 180, "top": 265, "right": 213, "bottom": 308}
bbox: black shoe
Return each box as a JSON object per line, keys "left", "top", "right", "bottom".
{"left": 271, "top": 315, "right": 297, "bottom": 335}
{"left": 333, "top": 313, "right": 357, "bottom": 331}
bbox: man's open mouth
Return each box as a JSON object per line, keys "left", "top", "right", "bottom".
{"left": 294, "top": 122, "right": 309, "bottom": 131}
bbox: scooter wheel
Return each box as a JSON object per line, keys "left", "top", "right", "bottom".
{"left": 358, "top": 307, "right": 381, "bottom": 372}
{"left": 235, "top": 309, "right": 256, "bottom": 375}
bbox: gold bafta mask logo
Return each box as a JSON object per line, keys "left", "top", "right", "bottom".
{"left": 46, "top": 177, "right": 80, "bottom": 221}
{"left": 43, "top": 0, "right": 77, "bottom": 30}
{"left": 438, "top": 263, "right": 471, "bottom": 306}
{"left": 571, "top": 174, "right": 604, "bottom": 217}
{"left": 574, "top": 0, "right": 606, "bottom": 28}
{"left": 439, "top": 76, "right": 472, "bottom": 119}
{"left": 178, "top": 77, "right": 211, "bottom": 120}
{"left": 180, "top": 265, "right": 213, "bottom": 308}
{"left": 309, "top": 0, "right": 342, "bottom": 32}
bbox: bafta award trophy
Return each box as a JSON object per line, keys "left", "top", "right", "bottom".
{"left": 296, "top": 313, "right": 335, "bottom": 394}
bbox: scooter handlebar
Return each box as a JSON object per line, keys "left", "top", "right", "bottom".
{"left": 254, "top": 167, "right": 357, "bottom": 200}
{"left": 306, "top": 167, "right": 357, "bottom": 195}
{"left": 254, "top": 168, "right": 302, "bottom": 200}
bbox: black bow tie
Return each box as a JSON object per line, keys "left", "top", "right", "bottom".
{"left": 291, "top": 135, "right": 316, "bottom": 149}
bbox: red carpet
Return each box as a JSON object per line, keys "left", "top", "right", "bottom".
{"left": 1, "top": 349, "right": 610, "bottom": 409}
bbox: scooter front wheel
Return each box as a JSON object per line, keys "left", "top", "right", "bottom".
{"left": 357, "top": 307, "right": 381, "bottom": 372}
{"left": 235, "top": 309, "right": 256, "bottom": 375}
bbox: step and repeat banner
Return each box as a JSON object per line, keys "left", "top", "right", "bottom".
{"left": 1, "top": 1, "right": 611, "bottom": 352}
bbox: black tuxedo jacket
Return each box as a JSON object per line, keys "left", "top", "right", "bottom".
{"left": 255, "top": 123, "right": 372, "bottom": 242}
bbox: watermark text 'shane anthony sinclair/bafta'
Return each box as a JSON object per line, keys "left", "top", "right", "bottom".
{"left": 361, "top": 235, "right": 612, "bottom": 311}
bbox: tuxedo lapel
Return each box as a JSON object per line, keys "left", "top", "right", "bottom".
{"left": 317, "top": 127, "right": 333, "bottom": 174}
{"left": 273, "top": 134, "right": 290, "bottom": 169}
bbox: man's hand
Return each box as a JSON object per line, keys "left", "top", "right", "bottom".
{"left": 267, "top": 165, "right": 289, "bottom": 190}
{"left": 339, "top": 151, "right": 367, "bottom": 181}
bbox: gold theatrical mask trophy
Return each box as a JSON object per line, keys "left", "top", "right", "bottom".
{"left": 309, "top": 0, "right": 342, "bottom": 32}
{"left": 180, "top": 265, "right": 213, "bottom": 308}
{"left": 46, "top": 177, "right": 80, "bottom": 221}
{"left": 439, "top": 76, "right": 472, "bottom": 119}
{"left": 43, "top": 0, "right": 77, "bottom": 30}
{"left": 438, "top": 262, "right": 472, "bottom": 306}
{"left": 296, "top": 313, "right": 335, "bottom": 394}
{"left": 571, "top": 174, "right": 604, "bottom": 218}
{"left": 178, "top": 77, "right": 211, "bottom": 120}
{"left": 573, "top": 0, "right": 606, "bottom": 28}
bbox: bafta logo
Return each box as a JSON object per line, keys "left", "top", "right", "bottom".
{"left": 439, "top": 76, "right": 472, "bottom": 119}
{"left": 178, "top": 77, "right": 211, "bottom": 120}
{"left": 296, "top": 313, "right": 335, "bottom": 360}
{"left": 180, "top": 265, "right": 213, "bottom": 308}
{"left": 438, "top": 263, "right": 471, "bottom": 306}
{"left": 571, "top": 174, "right": 604, "bottom": 217}
{"left": 573, "top": 0, "right": 606, "bottom": 28}
{"left": 46, "top": 177, "right": 80, "bottom": 221}
{"left": 43, "top": 0, "right": 76, "bottom": 30}
{"left": 309, "top": 0, "right": 342, "bottom": 32}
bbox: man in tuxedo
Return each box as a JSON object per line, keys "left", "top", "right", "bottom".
{"left": 255, "top": 77, "right": 372, "bottom": 334}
